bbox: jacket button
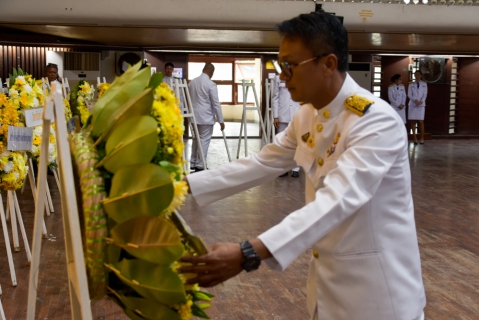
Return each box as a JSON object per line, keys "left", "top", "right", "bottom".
{"left": 317, "top": 124, "right": 323, "bottom": 132}
{"left": 318, "top": 158, "right": 324, "bottom": 166}
{"left": 313, "top": 250, "right": 319, "bottom": 258}
{"left": 323, "top": 110, "right": 330, "bottom": 118}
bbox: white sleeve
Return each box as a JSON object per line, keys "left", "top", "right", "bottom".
{"left": 187, "top": 122, "right": 299, "bottom": 207}
{"left": 388, "top": 87, "right": 399, "bottom": 108}
{"left": 272, "top": 77, "right": 280, "bottom": 118}
{"left": 407, "top": 84, "right": 415, "bottom": 101}
{"left": 209, "top": 83, "right": 224, "bottom": 123}
{"left": 258, "top": 110, "right": 405, "bottom": 271}
{"left": 401, "top": 88, "right": 407, "bottom": 105}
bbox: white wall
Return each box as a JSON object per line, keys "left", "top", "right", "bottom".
{"left": 46, "top": 51, "right": 64, "bottom": 77}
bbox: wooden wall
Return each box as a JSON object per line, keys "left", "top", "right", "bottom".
{"left": 456, "top": 58, "right": 479, "bottom": 134}
{"left": 0, "top": 46, "right": 72, "bottom": 82}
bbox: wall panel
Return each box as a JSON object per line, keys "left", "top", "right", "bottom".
{"left": 456, "top": 58, "right": 479, "bottom": 134}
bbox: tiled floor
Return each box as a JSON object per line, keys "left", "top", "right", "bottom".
{"left": 1, "top": 139, "right": 479, "bottom": 319}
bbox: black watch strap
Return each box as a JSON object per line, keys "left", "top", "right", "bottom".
{"left": 240, "top": 240, "right": 261, "bottom": 272}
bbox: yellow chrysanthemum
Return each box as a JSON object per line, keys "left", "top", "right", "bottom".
{"left": 97, "top": 83, "right": 111, "bottom": 99}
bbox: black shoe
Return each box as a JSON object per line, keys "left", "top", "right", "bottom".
{"left": 190, "top": 167, "right": 197, "bottom": 171}
{"left": 291, "top": 171, "right": 299, "bottom": 178}
{"left": 413, "top": 141, "right": 418, "bottom": 145}
{"left": 194, "top": 168, "right": 205, "bottom": 172}
{"left": 419, "top": 141, "right": 424, "bottom": 144}
{"left": 278, "top": 172, "right": 288, "bottom": 177}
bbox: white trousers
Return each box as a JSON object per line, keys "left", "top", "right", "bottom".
{"left": 191, "top": 124, "right": 214, "bottom": 169}
{"left": 312, "top": 311, "right": 424, "bottom": 320}
{"left": 277, "top": 122, "right": 300, "bottom": 172}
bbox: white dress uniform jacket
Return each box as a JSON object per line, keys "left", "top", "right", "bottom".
{"left": 272, "top": 75, "right": 300, "bottom": 123}
{"left": 408, "top": 81, "right": 428, "bottom": 120}
{"left": 188, "top": 73, "right": 224, "bottom": 125}
{"left": 188, "top": 74, "right": 426, "bottom": 320}
{"left": 388, "top": 83, "right": 407, "bottom": 124}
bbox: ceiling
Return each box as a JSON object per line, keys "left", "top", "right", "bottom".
{"left": 1, "top": 0, "right": 479, "bottom": 53}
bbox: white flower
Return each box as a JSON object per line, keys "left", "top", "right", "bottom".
{"left": 34, "top": 126, "right": 43, "bottom": 136}
{"left": 33, "top": 97, "right": 39, "bottom": 107}
{"left": 9, "top": 89, "right": 19, "bottom": 97}
{"left": 0, "top": 150, "right": 10, "bottom": 157}
{"left": 13, "top": 172, "right": 19, "bottom": 179}
{"left": 3, "top": 161, "right": 13, "bottom": 173}
{"left": 24, "top": 84, "right": 32, "bottom": 93}
{"left": 31, "top": 144, "right": 38, "bottom": 154}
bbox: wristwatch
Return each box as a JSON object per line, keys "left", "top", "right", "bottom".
{"left": 240, "top": 241, "right": 261, "bottom": 272}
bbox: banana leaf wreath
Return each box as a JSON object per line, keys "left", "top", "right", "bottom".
{"left": 70, "top": 62, "right": 213, "bottom": 320}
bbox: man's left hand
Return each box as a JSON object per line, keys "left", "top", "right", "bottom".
{"left": 179, "top": 243, "right": 243, "bottom": 287}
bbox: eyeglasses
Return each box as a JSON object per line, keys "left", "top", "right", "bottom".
{"left": 274, "top": 53, "right": 330, "bottom": 78}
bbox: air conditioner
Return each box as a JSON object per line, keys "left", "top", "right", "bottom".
{"left": 348, "top": 63, "right": 372, "bottom": 91}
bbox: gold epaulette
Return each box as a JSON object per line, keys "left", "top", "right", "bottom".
{"left": 409, "top": 81, "right": 414, "bottom": 84}
{"left": 389, "top": 84, "right": 394, "bottom": 87}
{"left": 399, "top": 84, "right": 404, "bottom": 86}
{"left": 344, "top": 94, "right": 374, "bottom": 117}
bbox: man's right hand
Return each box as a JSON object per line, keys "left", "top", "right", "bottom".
{"left": 220, "top": 123, "right": 225, "bottom": 131}
{"left": 274, "top": 118, "right": 279, "bottom": 128}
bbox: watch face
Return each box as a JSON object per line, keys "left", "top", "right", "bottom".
{"left": 242, "top": 254, "right": 261, "bottom": 272}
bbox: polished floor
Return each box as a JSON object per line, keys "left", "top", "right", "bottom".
{"left": 1, "top": 139, "right": 479, "bottom": 319}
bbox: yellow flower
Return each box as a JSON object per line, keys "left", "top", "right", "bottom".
{"left": 166, "top": 180, "right": 188, "bottom": 213}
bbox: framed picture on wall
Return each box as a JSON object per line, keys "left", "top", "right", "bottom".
{"left": 173, "top": 68, "right": 183, "bottom": 79}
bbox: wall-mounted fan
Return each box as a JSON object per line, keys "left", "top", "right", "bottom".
{"left": 117, "top": 52, "right": 141, "bottom": 75}
{"left": 419, "top": 57, "right": 445, "bottom": 84}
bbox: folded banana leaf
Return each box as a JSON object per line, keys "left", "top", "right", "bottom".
{"left": 102, "top": 163, "right": 174, "bottom": 224}
{"left": 109, "top": 288, "right": 182, "bottom": 320}
{"left": 95, "top": 88, "right": 153, "bottom": 145}
{"left": 171, "top": 210, "right": 208, "bottom": 255}
{"left": 98, "top": 115, "right": 158, "bottom": 173}
{"left": 110, "top": 216, "right": 184, "bottom": 264}
{"left": 106, "top": 259, "right": 186, "bottom": 306}
{"left": 92, "top": 63, "right": 151, "bottom": 137}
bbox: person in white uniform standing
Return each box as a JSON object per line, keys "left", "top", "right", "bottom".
{"left": 188, "top": 63, "right": 225, "bottom": 172}
{"left": 162, "top": 62, "right": 175, "bottom": 87}
{"left": 273, "top": 74, "right": 301, "bottom": 177}
{"left": 180, "top": 12, "right": 425, "bottom": 320}
{"left": 388, "top": 74, "right": 407, "bottom": 125}
{"left": 408, "top": 70, "right": 428, "bottom": 144}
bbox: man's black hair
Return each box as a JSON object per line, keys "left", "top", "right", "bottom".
{"left": 276, "top": 12, "right": 349, "bottom": 72}
{"left": 45, "top": 63, "right": 58, "bottom": 71}
{"left": 165, "top": 62, "right": 174, "bottom": 69}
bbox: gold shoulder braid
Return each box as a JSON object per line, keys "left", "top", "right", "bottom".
{"left": 344, "top": 94, "right": 374, "bottom": 117}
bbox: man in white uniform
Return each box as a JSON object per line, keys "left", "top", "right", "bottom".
{"left": 180, "top": 12, "right": 425, "bottom": 320}
{"left": 162, "top": 62, "right": 175, "bottom": 87}
{"left": 273, "top": 74, "right": 301, "bottom": 177}
{"left": 188, "top": 63, "right": 225, "bottom": 172}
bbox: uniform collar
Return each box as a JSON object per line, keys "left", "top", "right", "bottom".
{"left": 317, "top": 73, "right": 355, "bottom": 122}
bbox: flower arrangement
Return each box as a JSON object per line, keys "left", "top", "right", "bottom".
{"left": 70, "top": 80, "right": 95, "bottom": 125}
{"left": 70, "top": 62, "right": 213, "bottom": 319}
{"left": 29, "top": 125, "right": 58, "bottom": 168}
{"left": 0, "top": 93, "right": 28, "bottom": 190}
{"left": 8, "top": 68, "right": 44, "bottom": 110}
{"left": 97, "top": 83, "right": 111, "bottom": 99}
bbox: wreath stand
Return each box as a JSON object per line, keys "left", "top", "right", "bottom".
{"left": 173, "top": 78, "right": 207, "bottom": 173}
{"left": 0, "top": 283, "right": 5, "bottom": 320}
{"left": 236, "top": 80, "right": 268, "bottom": 158}
{"left": 264, "top": 79, "right": 275, "bottom": 144}
{"left": 27, "top": 84, "right": 92, "bottom": 319}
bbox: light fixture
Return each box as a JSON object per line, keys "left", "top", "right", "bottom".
{"left": 457, "top": 0, "right": 464, "bottom": 4}
{"left": 431, "top": 0, "right": 437, "bottom": 3}
{"left": 423, "top": 0, "right": 428, "bottom": 3}
{"left": 413, "top": 0, "right": 419, "bottom": 3}
{"left": 404, "top": 0, "right": 410, "bottom": 3}
{"left": 449, "top": 0, "right": 455, "bottom": 4}
{"left": 440, "top": 0, "right": 446, "bottom": 4}
{"left": 466, "top": 0, "right": 472, "bottom": 4}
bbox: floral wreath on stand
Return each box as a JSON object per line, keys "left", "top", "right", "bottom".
{"left": 97, "top": 83, "right": 111, "bottom": 100}
{"left": 69, "top": 62, "right": 213, "bottom": 319}
{"left": 70, "top": 80, "right": 95, "bottom": 126}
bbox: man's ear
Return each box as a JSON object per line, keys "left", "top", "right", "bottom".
{"left": 323, "top": 54, "right": 338, "bottom": 76}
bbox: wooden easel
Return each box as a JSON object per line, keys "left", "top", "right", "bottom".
{"left": 27, "top": 83, "right": 92, "bottom": 320}
{"left": 173, "top": 78, "right": 207, "bottom": 172}
{"left": 236, "top": 80, "right": 268, "bottom": 158}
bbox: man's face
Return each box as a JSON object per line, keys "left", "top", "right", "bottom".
{"left": 46, "top": 67, "right": 58, "bottom": 82}
{"left": 165, "top": 66, "right": 174, "bottom": 77}
{"left": 278, "top": 36, "right": 323, "bottom": 104}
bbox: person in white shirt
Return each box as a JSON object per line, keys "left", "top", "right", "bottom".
{"left": 408, "top": 70, "right": 428, "bottom": 144}
{"left": 162, "top": 62, "right": 175, "bottom": 87}
{"left": 44, "top": 63, "right": 68, "bottom": 95}
{"left": 180, "top": 12, "right": 425, "bottom": 320}
{"left": 388, "top": 74, "right": 407, "bottom": 124}
{"left": 273, "top": 74, "right": 301, "bottom": 177}
{"left": 188, "top": 63, "right": 225, "bottom": 172}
